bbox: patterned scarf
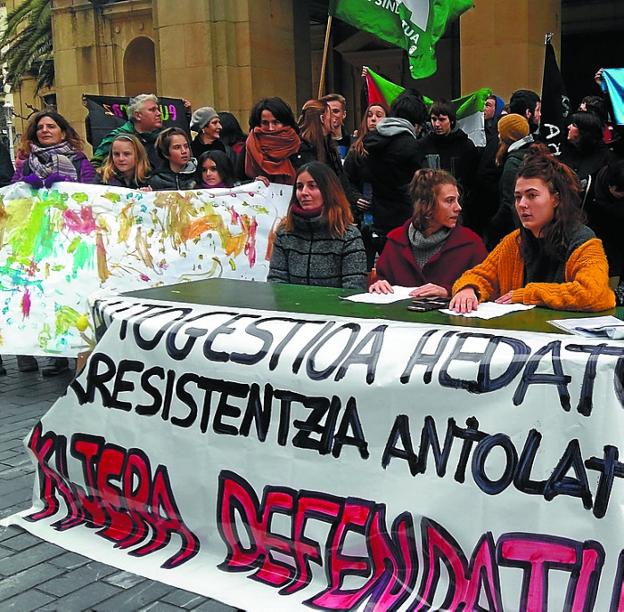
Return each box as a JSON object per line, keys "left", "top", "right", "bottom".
{"left": 244, "top": 126, "right": 301, "bottom": 185}
{"left": 28, "top": 141, "right": 79, "bottom": 180}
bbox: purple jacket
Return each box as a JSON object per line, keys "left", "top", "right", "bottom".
{"left": 376, "top": 220, "right": 487, "bottom": 293}
{"left": 12, "top": 151, "right": 96, "bottom": 187}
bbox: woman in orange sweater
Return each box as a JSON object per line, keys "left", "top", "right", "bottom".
{"left": 450, "top": 145, "right": 615, "bottom": 313}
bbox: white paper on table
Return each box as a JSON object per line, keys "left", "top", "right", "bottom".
{"left": 440, "top": 302, "right": 536, "bottom": 320}
{"left": 548, "top": 315, "right": 624, "bottom": 339}
{"left": 342, "top": 285, "right": 418, "bottom": 304}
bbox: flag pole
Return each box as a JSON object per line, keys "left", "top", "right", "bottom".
{"left": 317, "top": 15, "right": 333, "bottom": 99}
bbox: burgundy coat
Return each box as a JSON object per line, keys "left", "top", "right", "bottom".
{"left": 376, "top": 221, "right": 487, "bottom": 293}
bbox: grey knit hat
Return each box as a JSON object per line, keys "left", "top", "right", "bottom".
{"left": 190, "top": 106, "right": 219, "bottom": 131}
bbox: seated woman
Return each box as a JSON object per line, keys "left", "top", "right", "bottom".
{"left": 13, "top": 110, "right": 95, "bottom": 187}
{"left": 237, "top": 97, "right": 303, "bottom": 185}
{"left": 268, "top": 161, "right": 367, "bottom": 290}
{"left": 148, "top": 127, "right": 197, "bottom": 191}
{"left": 450, "top": 145, "right": 615, "bottom": 313}
{"left": 370, "top": 169, "right": 487, "bottom": 297}
{"left": 95, "top": 134, "right": 151, "bottom": 189}
{"left": 197, "top": 150, "right": 236, "bottom": 189}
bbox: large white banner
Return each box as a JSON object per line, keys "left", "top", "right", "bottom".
{"left": 4, "top": 295, "right": 624, "bottom": 611}
{"left": 0, "top": 181, "right": 290, "bottom": 356}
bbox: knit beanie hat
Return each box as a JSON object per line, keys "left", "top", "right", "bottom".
{"left": 497, "top": 113, "right": 530, "bottom": 144}
{"left": 191, "top": 107, "right": 219, "bottom": 132}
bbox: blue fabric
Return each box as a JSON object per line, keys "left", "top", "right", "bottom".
{"left": 601, "top": 68, "right": 624, "bottom": 125}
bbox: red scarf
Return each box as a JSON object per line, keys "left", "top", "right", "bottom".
{"left": 244, "top": 126, "right": 301, "bottom": 185}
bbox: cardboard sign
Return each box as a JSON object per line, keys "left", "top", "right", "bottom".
{"left": 4, "top": 296, "right": 624, "bottom": 610}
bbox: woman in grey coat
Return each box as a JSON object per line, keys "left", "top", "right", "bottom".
{"left": 268, "top": 162, "right": 367, "bottom": 290}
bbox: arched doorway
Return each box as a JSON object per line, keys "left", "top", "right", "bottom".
{"left": 123, "top": 37, "right": 157, "bottom": 97}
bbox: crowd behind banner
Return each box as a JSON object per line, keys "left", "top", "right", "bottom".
{"left": 1, "top": 66, "right": 624, "bottom": 374}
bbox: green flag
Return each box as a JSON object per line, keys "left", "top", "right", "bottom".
{"left": 329, "top": 0, "right": 474, "bottom": 79}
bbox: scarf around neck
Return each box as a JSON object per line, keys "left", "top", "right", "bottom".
{"left": 408, "top": 224, "right": 451, "bottom": 268}
{"left": 28, "top": 141, "right": 80, "bottom": 180}
{"left": 245, "top": 126, "right": 301, "bottom": 185}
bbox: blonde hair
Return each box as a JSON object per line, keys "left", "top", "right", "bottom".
{"left": 98, "top": 134, "right": 151, "bottom": 184}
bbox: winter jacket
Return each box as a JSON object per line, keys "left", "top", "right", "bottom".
{"left": 452, "top": 228, "right": 615, "bottom": 311}
{"left": 91, "top": 120, "right": 163, "bottom": 171}
{"left": 148, "top": 159, "right": 198, "bottom": 191}
{"left": 559, "top": 140, "right": 615, "bottom": 184}
{"left": 377, "top": 221, "right": 487, "bottom": 294}
{"left": 95, "top": 171, "right": 150, "bottom": 189}
{"left": 362, "top": 118, "right": 422, "bottom": 235}
{"left": 191, "top": 135, "right": 237, "bottom": 167}
{"left": 12, "top": 151, "right": 95, "bottom": 185}
{"left": 268, "top": 215, "right": 367, "bottom": 290}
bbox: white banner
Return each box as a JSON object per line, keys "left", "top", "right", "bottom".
{"left": 0, "top": 181, "right": 290, "bottom": 356}
{"left": 4, "top": 295, "right": 624, "bottom": 611}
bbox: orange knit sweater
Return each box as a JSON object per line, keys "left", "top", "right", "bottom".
{"left": 452, "top": 229, "right": 615, "bottom": 311}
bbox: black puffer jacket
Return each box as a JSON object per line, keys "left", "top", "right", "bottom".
{"left": 148, "top": 159, "right": 198, "bottom": 191}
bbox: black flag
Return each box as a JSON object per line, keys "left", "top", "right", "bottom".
{"left": 539, "top": 36, "right": 571, "bottom": 156}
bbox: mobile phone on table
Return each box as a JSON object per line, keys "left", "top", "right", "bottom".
{"left": 407, "top": 297, "right": 449, "bottom": 312}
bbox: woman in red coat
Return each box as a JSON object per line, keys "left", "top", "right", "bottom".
{"left": 370, "top": 169, "right": 487, "bottom": 298}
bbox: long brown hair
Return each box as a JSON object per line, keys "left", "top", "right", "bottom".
{"left": 516, "top": 144, "right": 584, "bottom": 260}
{"left": 18, "top": 110, "right": 84, "bottom": 157}
{"left": 298, "top": 99, "right": 329, "bottom": 164}
{"left": 409, "top": 169, "right": 458, "bottom": 232}
{"left": 281, "top": 162, "right": 354, "bottom": 238}
{"left": 352, "top": 103, "right": 388, "bottom": 158}
{"left": 98, "top": 134, "right": 151, "bottom": 184}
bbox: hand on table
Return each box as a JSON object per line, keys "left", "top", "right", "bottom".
{"left": 495, "top": 291, "right": 514, "bottom": 305}
{"left": 409, "top": 283, "right": 448, "bottom": 298}
{"left": 369, "top": 280, "right": 393, "bottom": 294}
{"left": 449, "top": 287, "right": 478, "bottom": 313}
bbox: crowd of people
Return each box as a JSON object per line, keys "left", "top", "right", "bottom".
{"left": 1, "top": 73, "right": 623, "bottom": 375}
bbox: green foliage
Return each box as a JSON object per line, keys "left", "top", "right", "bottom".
{"left": 0, "top": 0, "right": 54, "bottom": 93}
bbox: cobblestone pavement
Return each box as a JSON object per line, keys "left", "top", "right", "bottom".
{"left": 0, "top": 355, "right": 240, "bottom": 612}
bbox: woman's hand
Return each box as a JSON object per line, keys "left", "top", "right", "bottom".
{"left": 369, "top": 280, "right": 393, "bottom": 294}
{"left": 594, "top": 68, "right": 604, "bottom": 86}
{"left": 361, "top": 66, "right": 369, "bottom": 78}
{"left": 449, "top": 287, "right": 479, "bottom": 313}
{"left": 356, "top": 198, "right": 370, "bottom": 211}
{"left": 495, "top": 290, "right": 514, "bottom": 304}
{"left": 139, "top": 186, "right": 152, "bottom": 192}
{"left": 255, "top": 175, "right": 270, "bottom": 187}
{"left": 409, "top": 283, "right": 448, "bottom": 298}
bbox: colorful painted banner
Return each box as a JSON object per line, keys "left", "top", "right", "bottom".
{"left": 0, "top": 182, "right": 290, "bottom": 357}
{"left": 4, "top": 295, "right": 624, "bottom": 610}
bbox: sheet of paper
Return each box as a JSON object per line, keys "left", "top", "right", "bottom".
{"left": 548, "top": 315, "right": 624, "bottom": 339}
{"left": 342, "top": 286, "right": 418, "bottom": 304}
{"left": 440, "top": 302, "right": 535, "bottom": 320}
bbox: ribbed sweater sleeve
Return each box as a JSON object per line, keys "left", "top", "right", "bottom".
{"left": 340, "top": 227, "right": 368, "bottom": 290}
{"left": 512, "top": 238, "right": 615, "bottom": 311}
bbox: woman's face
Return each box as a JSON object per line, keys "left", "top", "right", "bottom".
{"left": 514, "top": 177, "right": 558, "bottom": 237}
{"left": 260, "top": 110, "right": 283, "bottom": 132}
{"left": 295, "top": 170, "right": 323, "bottom": 210}
{"left": 203, "top": 117, "right": 222, "bottom": 142}
{"left": 167, "top": 135, "right": 190, "bottom": 169}
{"left": 36, "top": 116, "right": 64, "bottom": 146}
{"left": 366, "top": 105, "right": 386, "bottom": 131}
{"left": 202, "top": 157, "right": 222, "bottom": 186}
{"left": 427, "top": 183, "right": 461, "bottom": 233}
{"left": 111, "top": 140, "right": 137, "bottom": 177}
{"left": 567, "top": 122, "right": 580, "bottom": 144}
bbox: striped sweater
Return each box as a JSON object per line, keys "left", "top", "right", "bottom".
{"left": 268, "top": 216, "right": 367, "bottom": 290}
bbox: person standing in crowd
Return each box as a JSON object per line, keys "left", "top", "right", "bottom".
{"left": 95, "top": 134, "right": 151, "bottom": 189}
{"left": 297, "top": 99, "right": 343, "bottom": 177}
{"left": 148, "top": 127, "right": 197, "bottom": 190}
{"left": 268, "top": 161, "right": 367, "bottom": 289}
{"left": 320, "top": 93, "right": 351, "bottom": 159}
{"left": 560, "top": 110, "right": 615, "bottom": 186}
{"left": 218, "top": 111, "right": 247, "bottom": 157}
{"left": 190, "top": 107, "right": 236, "bottom": 167}
{"left": 450, "top": 145, "right": 614, "bottom": 313}
{"left": 237, "top": 97, "right": 303, "bottom": 185}
{"left": 91, "top": 94, "right": 164, "bottom": 170}
{"left": 197, "top": 150, "right": 236, "bottom": 189}
{"left": 343, "top": 102, "right": 388, "bottom": 267}
{"left": 12, "top": 110, "right": 95, "bottom": 187}
{"left": 369, "top": 169, "right": 486, "bottom": 297}
{"left": 417, "top": 100, "right": 479, "bottom": 230}
{"left": 509, "top": 89, "right": 541, "bottom": 135}
{"left": 362, "top": 90, "right": 427, "bottom": 261}
{"left": 488, "top": 114, "right": 534, "bottom": 248}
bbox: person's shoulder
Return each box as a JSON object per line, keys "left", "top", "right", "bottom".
{"left": 386, "top": 220, "right": 410, "bottom": 243}
{"left": 344, "top": 223, "right": 363, "bottom": 238}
